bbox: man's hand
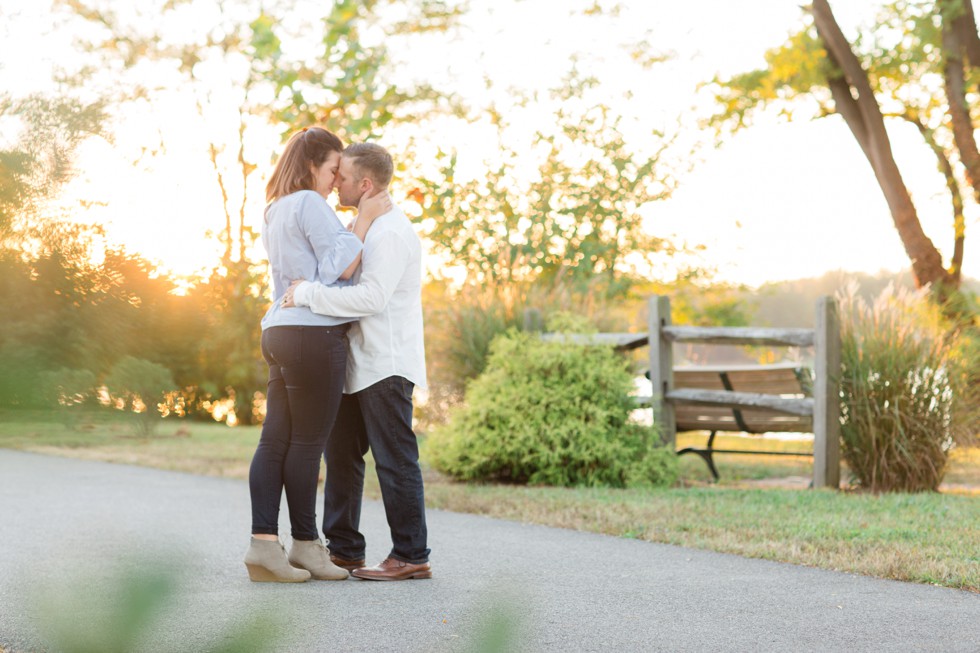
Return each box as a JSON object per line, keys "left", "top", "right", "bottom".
{"left": 281, "top": 279, "right": 305, "bottom": 308}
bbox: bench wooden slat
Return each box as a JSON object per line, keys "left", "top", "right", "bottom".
{"left": 723, "top": 369, "right": 804, "bottom": 384}
{"left": 672, "top": 375, "right": 809, "bottom": 394}
{"left": 675, "top": 404, "right": 812, "bottom": 432}
{"left": 675, "top": 405, "right": 811, "bottom": 421}
{"left": 720, "top": 383, "right": 804, "bottom": 396}
{"left": 675, "top": 405, "right": 812, "bottom": 424}
{"left": 670, "top": 362, "right": 806, "bottom": 373}
{"left": 672, "top": 365, "right": 811, "bottom": 396}
{"left": 666, "top": 388, "right": 815, "bottom": 416}
{"left": 676, "top": 420, "right": 812, "bottom": 433}
{"left": 671, "top": 371, "right": 727, "bottom": 389}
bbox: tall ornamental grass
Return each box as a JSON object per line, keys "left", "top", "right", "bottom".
{"left": 837, "top": 284, "right": 978, "bottom": 492}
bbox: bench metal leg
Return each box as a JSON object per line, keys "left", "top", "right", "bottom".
{"left": 676, "top": 431, "right": 815, "bottom": 482}
{"left": 676, "top": 431, "right": 720, "bottom": 482}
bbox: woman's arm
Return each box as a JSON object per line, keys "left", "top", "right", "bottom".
{"left": 300, "top": 193, "right": 362, "bottom": 286}
{"left": 338, "top": 190, "right": 392, "bottom": 280}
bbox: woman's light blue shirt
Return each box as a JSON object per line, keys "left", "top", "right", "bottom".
{"left": 260, "top": 190, "right": 363, "bottom": 330}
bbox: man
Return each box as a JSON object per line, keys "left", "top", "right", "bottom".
{"left": 283, "top": 142, "right": 430, "bottom": 580}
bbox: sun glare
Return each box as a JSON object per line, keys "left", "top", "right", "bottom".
{"left": 6, "top": 0, "right": 979, "bottom": 286}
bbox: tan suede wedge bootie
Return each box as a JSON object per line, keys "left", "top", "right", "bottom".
{"left": 288, "top": 539, "right": 350, "bottom": 580}
{"left": 244, "top": 537, "right": 312, "bottom": 583}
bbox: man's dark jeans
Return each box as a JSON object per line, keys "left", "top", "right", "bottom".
{"left": 322, "top": 376, "right": 430, "bottom": 564}
{"left": 249, "top": 324, "right": 348, "bottom": 540}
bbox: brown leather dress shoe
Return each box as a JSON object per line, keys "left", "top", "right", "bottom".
{"left": 351, "top": 557, "right": 432, "bottom": 581}
{"left": 329, "top": 554, "right": 366, "bottom": 572}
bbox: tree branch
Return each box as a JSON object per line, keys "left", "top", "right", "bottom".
{"left": 810, "top": 0, "right": 949, "bottom": 288}
{"left": 901, "top": 112, "right": 964, "bottom": 284}
{"left": 940, "top": 1, "right": 980, "bottom": 204}
{"left": 236, "top": 99, "right": 249, "bottom": 264}
{"left": 826, "top": 75, "right": 871, "bottom": 159}
{"left": 947, "top": 0, "right": 980, "bottom": 68}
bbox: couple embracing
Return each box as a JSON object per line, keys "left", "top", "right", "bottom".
{"left": 244, "top": 127, "right": 430, "bottom": 583}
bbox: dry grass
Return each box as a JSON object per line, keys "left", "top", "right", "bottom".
{"left": 945, "top": 446, "right": 980, "bottom": 489}
{"left": 1, "top": 411, "right": 978, "bottom": 591}
{"left": 413, "top": 480, "right": 979, "bottom": 591}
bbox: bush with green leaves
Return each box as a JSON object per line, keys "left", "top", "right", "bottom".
{"left": 38, "top": 367, "right": 97, "bottom": 426}
{"left": 424, "top": 329, "right": 677, "bottom": 488}
{"left": 0, "top": 343, "right": 46, "bottom": 408}
{"left": 38, "top": 367, "right": 97, "bottom": 407}
{"left": 105, "top": 356, "right": 176, "bottom": 436}
{"left": 837, "top": 284, "right": 978, "bottom": 492}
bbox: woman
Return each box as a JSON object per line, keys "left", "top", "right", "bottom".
{"left": 244, "top": 127, "right": 389, "bottom": 582}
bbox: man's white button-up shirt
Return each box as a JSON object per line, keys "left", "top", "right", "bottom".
{"left": 293, "top": 204, "right": 427, "bottom": 394}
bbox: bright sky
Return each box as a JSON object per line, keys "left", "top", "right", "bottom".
{"left": 2, "top": 0, "right": 978, "bottom": 287}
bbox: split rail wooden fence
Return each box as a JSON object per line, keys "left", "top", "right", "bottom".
{"left": 542, "top": 295, "right": 842, "bottom": 488}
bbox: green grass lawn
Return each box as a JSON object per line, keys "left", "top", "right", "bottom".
{"left": 1, "top": 409, "right": 978, "bottom": 592}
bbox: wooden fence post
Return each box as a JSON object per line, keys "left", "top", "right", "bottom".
{"left": 649, "top": 296, "right": 675, "bottom": 447}
{"left": 812, "top": 296, "right": 841, "bottom": 488}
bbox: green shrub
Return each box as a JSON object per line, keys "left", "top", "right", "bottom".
{"left": 105, "top": 356, "right": 175, "bottom": 436}
{"left": 38, "top": 367, "right": 97, "bottom": 426}
{"left": 424, "top": 329, "right": 677, "bottom": 488}
{"left": 38, "top": 367, "right": 97, "bottom": 407}
{"left": 837, "top": 284, "right": 978, "bottom": 492}
{"left": 0, "top": 343, "right": 47, "bottom": 408}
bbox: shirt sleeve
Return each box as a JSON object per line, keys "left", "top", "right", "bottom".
{"left": 298, "top": 193, "right": 362, "bottom": 285}
{"left": 303, "top": 230, "right": 410, "bottom": 318}
{"left": 293, "top": 281, "right": 313, "bottom": 307}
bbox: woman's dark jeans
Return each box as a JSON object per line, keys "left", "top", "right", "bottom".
{"left": 249, "top": 324, "right": 348, "bottom": 540}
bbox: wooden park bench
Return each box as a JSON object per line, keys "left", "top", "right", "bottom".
{"left": 541, "top": 295, "right": 842, "bottom": 488}
{"left": 670, "top": 363, "right": 814, "bottom": 481}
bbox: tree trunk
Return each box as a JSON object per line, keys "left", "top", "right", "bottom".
{"left": 946, "top": 0, "right": 980, "bottom": 69}
{"left": 811, "top": 0, "right": 953, "bottom": 289}
{"left": 940, "top": 0, "right": 980, "bottom": 204}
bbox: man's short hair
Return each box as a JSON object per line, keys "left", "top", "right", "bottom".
{"left": 343, "top": 142, "right": 393, "bottom": 188}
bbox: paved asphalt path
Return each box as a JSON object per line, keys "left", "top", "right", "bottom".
{"left": 1, "top": 450, "right": 978, "bottom": 652}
